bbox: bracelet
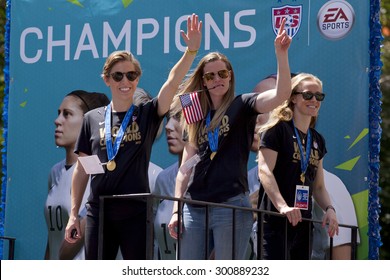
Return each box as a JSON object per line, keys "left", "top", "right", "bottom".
{"left": 325, "top": 205, "right": 336, "bottom": 213}
{"left": 171, "top": 211, "right": 179, "bottom": 216}
{"left": 186, "top": 48, "right": 198, "bottom": 55}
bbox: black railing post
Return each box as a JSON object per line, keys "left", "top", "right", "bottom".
{"left": 308, "top": 220, "right": 313, "bottom": 259}
{"left": 232, "top": 208, "right": 236, "bottom": 260}
{"left": 98, "top": 196, "right": 105, "bottom": 260}
{"left": 176, "top": 200, "right": 183, "bottom": 260}
{"left": 146, "top": 194, "right": 154, "bottom": 260}
{"left": 329, "top": 237, "right": 333, "bottom": 259}
{"left": 258, "top": 211, "right": 264, "bottom": 260}
{"left": 0, "top": 237, "right": 16, "bottom": 260}
{"left": 351, "top": 226, "right": 358, "bottom": 260}
{"left": 8, "top": 238, "right": 15, "bottom": 260}
{"left": 205, "top": 205, "right": 209, "bottom": 260}
{"left": 284, "top": 218, "right": 288, "bottom": 260}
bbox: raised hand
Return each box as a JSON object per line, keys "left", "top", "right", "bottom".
{"left": 181, "top": 13, "right": 202, "bottom": 52}
{"left": 274, "top": 17, "right": 292, "bottom": 53}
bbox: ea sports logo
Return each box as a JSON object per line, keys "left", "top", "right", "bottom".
{"left": 317, "top": 0, "right": 355, "bottom": 40}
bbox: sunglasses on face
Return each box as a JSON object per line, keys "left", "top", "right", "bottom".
{"left": 294, "top": 91, "right": 325, "bottom": 101}
{"left": 110, "top": 71, "right": 140, "bottom": 82}
{"left": 203, "top": 69, "right": 230, "bottom": 81}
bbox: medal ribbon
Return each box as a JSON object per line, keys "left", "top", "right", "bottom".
{"left": 292, "top": 120, "right": 312, "bottom": 180}
{"left": 206, "top": 111, "right": 219, "bottom": 152}
{"left": 104, "top": 103, "right": 134, "bottom": 161}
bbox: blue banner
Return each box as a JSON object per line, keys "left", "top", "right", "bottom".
{"left": 2, "top": 0, "right": 379, "bottom": 259}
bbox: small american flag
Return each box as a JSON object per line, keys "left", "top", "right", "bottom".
{"left": 179, "top": 91, "right": 203, "bottom": 124}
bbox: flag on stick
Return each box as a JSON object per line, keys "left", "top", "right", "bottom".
{"left": 179, "top": 91, "right": 203, "bottom": 124}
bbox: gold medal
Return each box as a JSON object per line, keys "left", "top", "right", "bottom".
{"left": 300, "top": 173, "right": 305, "bottom": 184}
{"left": 210, "top": 152, "right": 216, "bottom": 160}
{"left": 106, "top": 160, "right": 116, "bottom": 171}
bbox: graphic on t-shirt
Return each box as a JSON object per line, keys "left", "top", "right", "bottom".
{"left": 198, "top": 115, "right": 230, "bottom": 146}
{"left": 99, "top": 122, "right": 142, "bottom": 148}
{"left": 292, "top": 141, "right": 320, "bottom": 168}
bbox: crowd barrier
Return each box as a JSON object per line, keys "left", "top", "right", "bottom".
{"left": 99, "top": 193, "right": 358, "bottom": 260}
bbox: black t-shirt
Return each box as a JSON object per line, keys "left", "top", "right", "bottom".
{"left": 259, "top": 120, "right": 327, "bottom": 221}
{"left": 187, "top": 92, "right": 259, "bottom": 203}
{"left": 76, "top": 99, "right": 162, "bottom": 219}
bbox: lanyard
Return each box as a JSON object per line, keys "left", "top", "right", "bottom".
{"left": 292, "top": 120, "right": 312, "bottom": 184}
{"left": 206, "top": 111, "right": 220, "bottom": 153}
{"left": 104, "top": 103, "right": 134, "bottom": 161}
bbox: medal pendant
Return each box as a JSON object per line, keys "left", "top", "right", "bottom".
{"left": 107, "top": 160, "right": 116, "bottom": 171}
{"left": 300, "top": 173, "right": 305, "bottom": 184}
{"left": 210, "top": 152, "right": 216, "bottom": 160}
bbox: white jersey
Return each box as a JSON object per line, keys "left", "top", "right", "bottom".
{"left": 153, "top": 163, "right": 178, "bottom": 260}
{"left": 44, "top": 160, "right": 90, "bottom": 260}
{"left": 312, "top": 169, "right": 361, "bottom": 259}
{"left": 247, "top": 166, "right": 260, "bottom": 196}
{"left": 148, "top": 162, "right": 163, "bottom": 193}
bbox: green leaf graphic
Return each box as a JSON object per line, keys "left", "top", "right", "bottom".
{"left": 122, "top": 0, "right": 134, "bottom": 8}
{"left": 67, "top": 0, "right": 84, "bottom": 7}
{"left": 348, "top": 128, "right": 368, "bottom": 150}
{"left": 335, "top": 156, "right": 361, "bottom": 171}
{"left": 352, "top": 190, "right": 368, "bottom": 228}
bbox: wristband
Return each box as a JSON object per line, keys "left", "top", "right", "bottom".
{"left": 186, "top": 48, "right": 198, "bottom": 55}
{"left": 325, "top": 205, "right": 336, "bottom": 213}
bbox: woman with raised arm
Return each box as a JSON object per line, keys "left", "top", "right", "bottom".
{"left": 168, "top": 18, "right": 292, "bottom": 260}
{"left": 64, "top": 14, "right": 202, "bottom": 260}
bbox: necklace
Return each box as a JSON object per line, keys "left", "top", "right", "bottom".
{"left": 297, "top": 130, "right": 307, "bottom": 145}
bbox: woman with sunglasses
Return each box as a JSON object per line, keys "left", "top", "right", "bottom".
{"left": 167, "top": 18, "right": 292, "bottom": 260}
{"left": 257, "top": 73, "right": 339, "bottom": 259}
{"left": 64, "top": 13, "right": 202, "bottom": 260}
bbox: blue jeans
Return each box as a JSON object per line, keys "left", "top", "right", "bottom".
{"left": 179, "top": 193, "right": 253, "bottom": 260}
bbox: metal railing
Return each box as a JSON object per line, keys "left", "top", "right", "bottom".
{"left": 99, "top": 193, "right": 358, "bottom": 260}
{"left": 0, "top": 236, "right": 16, "bottom": 260}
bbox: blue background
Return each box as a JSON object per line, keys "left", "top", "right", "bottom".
{"left": 4, "top": 0, "right": 369, "bottom": 259}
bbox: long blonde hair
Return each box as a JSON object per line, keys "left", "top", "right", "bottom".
{"left": 259, "top": 73, "right": 323, "bottom": 134}
{"left": 177, "top": 52, "right": 235, "bottom": 146}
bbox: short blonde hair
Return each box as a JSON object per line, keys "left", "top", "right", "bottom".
{"left": 101, "top": 50, "right": 142, "bottom": 78}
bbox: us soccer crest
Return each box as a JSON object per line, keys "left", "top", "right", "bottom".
{"left": 272, "top": 5, "right": 302, "bottom": 38}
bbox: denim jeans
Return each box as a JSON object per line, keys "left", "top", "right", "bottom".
{"left": 179, "top": 193, "right": 253, "bottom": 260}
